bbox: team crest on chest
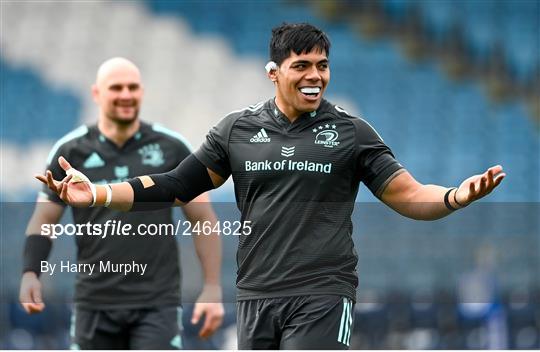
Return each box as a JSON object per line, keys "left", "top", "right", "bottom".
{"left": 114, "top": 166, "right": 129, "bottom": 179}
{"left": 312, "top": 124, "right": 340, "bottom": 148}
{"left": 138, "top": 143, "right": 165, "bottom": 167}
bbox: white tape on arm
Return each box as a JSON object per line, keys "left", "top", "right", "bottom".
{"left": 65, "top": 168, "right": 97, "bottom": 206}
{"left": 104, "top": 184, "right": 112, "bottom": 208}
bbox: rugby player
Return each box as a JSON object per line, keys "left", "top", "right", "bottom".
{"left": 36, "top": 25, "right": 505, "bottom": 349}
{"left": 22, "top": 57, "right": 224, "bottom": 349}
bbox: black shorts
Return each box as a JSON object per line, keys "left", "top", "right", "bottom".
{"left": 237, "top": 295, "right": 354, "bottom": 350}
{"left": 70, "top": 305, "right": 183, "bottom": 350}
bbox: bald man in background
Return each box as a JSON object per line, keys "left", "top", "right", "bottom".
{"left": 19, "top": 57, "right": 224, "bottom": 349}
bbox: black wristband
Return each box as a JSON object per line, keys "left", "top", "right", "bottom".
{"left": 444, "top": 188, "right": 458, "bottom": 211}
{"left": 453, "top": 188, "right": 467, "bottom": 208}
{"left": 23, "top": 235, "right": 52, "bottom": 277}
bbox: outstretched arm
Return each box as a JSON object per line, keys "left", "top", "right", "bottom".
{"left": 36, "top": 156, "right": 226, "bottom": 211}
{"left": 381, "top": 165, "right": 505, "bottom": 220}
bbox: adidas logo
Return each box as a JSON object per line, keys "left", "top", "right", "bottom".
{"left": 281, "top": 146, "right": 295, "bottom": 157}
{"left": 83, "top": 152, "right": 105, "bottom": 168}
{"left": 249, "top": 128, "right": 271, "bottom": 143}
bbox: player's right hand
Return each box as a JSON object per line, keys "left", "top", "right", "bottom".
{"left": 35, "top": 156, "right": 94, "bottom": 207}
{"left": 192, "top": 284, "right": 225, "bottom": 339}
{"left": 19, "top": 272, "right": 45, "bottom": 314}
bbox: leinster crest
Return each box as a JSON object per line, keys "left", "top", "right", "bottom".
{"left": 138, "top": 143, "right": 164, "bottom": 167}
{"left": 312, "top": 124, "right": 340, "bottom": 148}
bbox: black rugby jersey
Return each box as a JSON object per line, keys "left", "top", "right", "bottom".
{"left": 195, "top": 98, "right": 404, "bottom": 300}
{"left": 42, "top": 121, "right": 192, "bottom": 309}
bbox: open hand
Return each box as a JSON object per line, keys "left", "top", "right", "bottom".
{"left": 35, "top": 156, "right": 93, "bottom": 207}
{"left": 455, "top": 165, "right": 505, "bottom": 206}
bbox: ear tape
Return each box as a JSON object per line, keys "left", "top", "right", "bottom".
{"left": 265, "top": 61, "right": 278, "bottom": 73}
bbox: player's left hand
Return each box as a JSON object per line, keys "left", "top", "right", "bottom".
{"left": 455, "top": 165, "right": 505, "bottom": 206}
{"left": 191, "top": 284, "right": 224, "bottom": 339}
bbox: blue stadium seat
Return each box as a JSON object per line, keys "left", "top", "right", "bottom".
{"left": 1, "top": 59, "right": 81, "bottom": 144}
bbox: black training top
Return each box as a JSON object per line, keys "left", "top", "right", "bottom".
{"left": 194, "top": 98, "right": 404, "bottom": 301}
{"left": 42, "top": 121, "right": 192, "bottom": 309}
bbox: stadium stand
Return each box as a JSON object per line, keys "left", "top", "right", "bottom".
{"left": 0, "top": 59, "right": 81, "bottom": 145}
